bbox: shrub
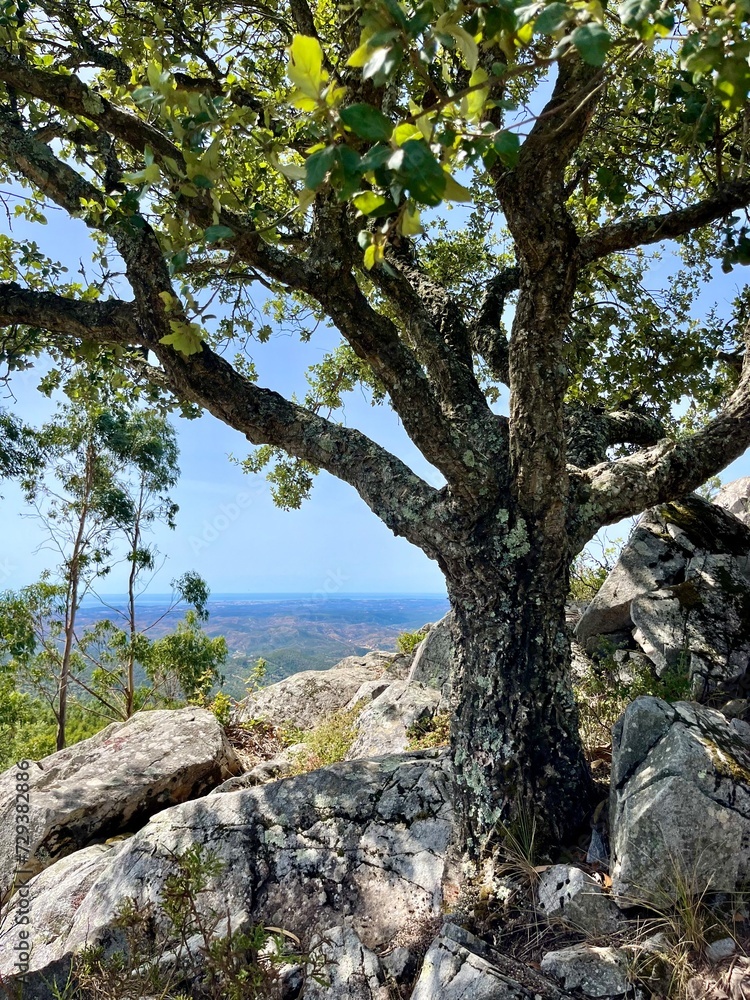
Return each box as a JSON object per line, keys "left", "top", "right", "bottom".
{"left": 396, "top": 629, "right": 428, "bottom": 654}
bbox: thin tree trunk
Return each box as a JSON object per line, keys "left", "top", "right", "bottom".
{"left": 125, "top": 491, "right": 142, "bottom": 718}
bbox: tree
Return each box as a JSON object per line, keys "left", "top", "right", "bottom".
{"left": 23, "top": 402, "right": 133, "bottom": 749}
{"left": 1, "top": 0, "right": 750, "bottom": 853}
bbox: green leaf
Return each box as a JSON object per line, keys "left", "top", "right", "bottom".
{"left": 204, "top": 225, "right": 234, "bottom": 244}
{"left": 396, "top": 139, "right": 446, "bottom": 206}
{"left": 340, "top": 104, "right": 394, "bottom": 142}
{"left": 353, "top": 191, "right": 387, "bottom": 215}
{"left": 618, "top": 0, "right": 659, "bottom": 28}
{"left": 534, "top": 2, "right": 571, "bottom": 34}
{"left": 305, "top": 145, "right": 337, "bottom": 189}
{"left": 571, "top": 23, "right": 612, "bottom": 66}
{"left": 494, "top": 131, "right": 521, "bottom": 167}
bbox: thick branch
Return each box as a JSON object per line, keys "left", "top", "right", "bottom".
{"left": 0, "top": 48, "right": 183, "bottom": 162}
{"left": 566, "top": 406, "right": 665, "bottom": 468}
{"left": 577, "top": 179, "right": 750, "bottom": 264}
{"left": 469, "top": 267, "right": 519, "bottom": 385}
{"left": 579, "top": 347, "right": 750, "bottom": 533}
{"left": 0, "top": 282, "right": 141, "bottom": 343}
{"left": 0, "top": 280, "right": 446, "bottom": 555}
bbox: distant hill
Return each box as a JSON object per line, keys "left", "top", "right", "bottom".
{"left": 77, "top": 594, "right": 450, "bottom": 698}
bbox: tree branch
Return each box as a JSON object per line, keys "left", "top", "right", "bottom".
{"left": 566, "top": 405, "right": 665, "bottom": 468}
{"left": 577, "top": 179, "right": 750, "bottom": 265}
{"left": 578, "top": 328, "right": 750, "bottom": 532}
{"left": 0, "top": 280, "right": 447, "bottom": 555}
{"left": 0, "top": 282, "right": 141, "bottom": 343}
{"left": 469, "top": 267, "right": 519, "bottom": 385}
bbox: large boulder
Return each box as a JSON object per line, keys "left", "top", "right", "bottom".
{"left": 576, "top": 493, "right": 750, "bottom": 700}
{"left": 0, "top": 750, "right": 453, "bottom": 999}
{"left": 610, "top": 696, "right": 750, "bottom": 905}
{"left": 631, "top": 551, "right": 750, "bottom": 699}
{"left": 346, "top": 681, "right": 441, "bottom": 759}
{"left": 233, "top": 651, "right": 406, "bottom": 731}
{"left": 0, "top": 707, "right": 239, "bottom": 904}
{"left": 407, "top": 613, "right": 455, "bottom": 705}
{"left": 716, "top": 477, "right": 750, "bottom": 526}
{"left": 575, "top": 508, "right": 690, "bottom": 648}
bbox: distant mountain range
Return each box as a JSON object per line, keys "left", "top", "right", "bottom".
{"left": 78, "top": 594, "right": 450, "bottom": 698}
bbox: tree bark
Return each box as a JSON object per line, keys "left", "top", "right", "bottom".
{"left": 446, "top": 526, "right": 593, "bottom": 855}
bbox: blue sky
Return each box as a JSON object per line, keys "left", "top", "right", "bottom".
{"left": 2, "top": 198, "right": 750, "bottom": 597}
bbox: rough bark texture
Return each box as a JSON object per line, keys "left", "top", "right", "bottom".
{"left": 1, "top": 7, "right": 750, "bottom": 856}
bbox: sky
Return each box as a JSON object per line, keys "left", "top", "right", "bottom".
{"left": 1, "top": 196, "right": 750, "bottom": 598}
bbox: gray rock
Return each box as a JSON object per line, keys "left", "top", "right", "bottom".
{"left": 345, "top": 681, "right": 441, "bottom": 759}
{"left": 0, "top": 707, "right": 239, "bottom": 904}
{"left": 0, "top": 840, "right": 126, "bottom": 994}
{"left": 611, "top": 696, "right": 750, "bottom": 905}
{"left": 304, "top": 926, "right": 391, "bottom": 999}
{"left": 0, "top": 751, "right": 453, "bottom": 997}
{"left": 345, "top": 679, "right": 392, "bottom": 710}
{"left": 234, "top": 653, "right": 398, "bottom": 730}
{"left": 576, "top": 511, "right": 690, "bottom": 648}
{"left": 210, "top": 742, "right": 309, "bottom": 790}
{"left": 541, "top": 944, "right": 629, "bottom": 997}
{"left": 407, "top": 613, "right": 455, "bottom": 704}
{"left": 411, "top": 923, "right": 541, "bottom": 1000}
{"left": 706, "top": 936, "right": 736, "bottom": 964}
{"left": 715, "top": 477, "right": 750, "bottom": 527}
{"left": 631, "top": 553, "right": 750, "bottom": 699}
{"left": 537, "top": 865, "right": 621, "bottom": 935}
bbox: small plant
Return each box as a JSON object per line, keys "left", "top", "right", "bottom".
{"left": 57, "top": 844, "right": 324, "bottom": 999}
{"left": 396, "top": 629, "right": 428, "bottom": 654}
{"left": 407, "top": 711, "right": 450, "bottom": 750}
{"left": 575, "top": 645, "right": 691, "bottom": 753}
{"left": 288, "top": 703, "right": 364, "bottom": 774}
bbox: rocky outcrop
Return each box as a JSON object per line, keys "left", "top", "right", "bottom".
{"left": 610, "top": 696, "right": 750, "bottom": 904}
{"left": 233, "top": 651, "right": 407, "bottom": 731}
{"left": 0, "top": 750, "right": 452, "bottom": 999}
{"left": 407, "top": 613, "right": 455, "bottom": 705}
{"left": 575, "top": 489, "right": 750, "bottom": 701}
{"left": 0, "top": 707, "right": 239, "bottom": 904}
{"left": 346, "top": 681, "right": 441, "bottom": 760}
{"left": 716, "top": 477, "right": 750, "bottom": 526}
{"left": 536, "top": 865, "right": 621, "bottom": 935}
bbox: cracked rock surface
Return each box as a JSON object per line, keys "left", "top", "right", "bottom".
{"left": 610, "top": 696, "right": 750, "bottom": 904}
{"left": 0, "top": 750, "right": 452, "bottom": 999}
{"left": 346, "top": 681, "right": 441, "bottom": 760}
{"left": 233, "top": 652, "right": 409, "bottom": 731}
{"left": 0, "top": 707, "right": 239, "bottom": 904}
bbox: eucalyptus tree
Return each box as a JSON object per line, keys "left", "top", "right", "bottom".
{"left": 1, "top": 0, "right": 750, "bottom": 850}
{"left": 21, "top": 402, "right": 133, "bottom": 749}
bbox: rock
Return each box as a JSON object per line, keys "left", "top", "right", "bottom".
{"left": 304, "top": 926, "right": 391, "bottom": 1000}
{"left": 706, "top": 936, "right": 736, "bottom": 964}
{"left": 576, "top": 510, "right": 690, "bottom": 648}
{"left": 610, "top": 696, "right": 750, "bottom": 905}
{"left": 407, "top": 613, "right": 455, "bottom": 704}
{"left": 210, "top": 742, "right": 309, "bottom": 790}
{"left": 0, "top": 841, "right": 126, "bottom": 996}
{"left": 411, "top": 922, "right": 555, "bottom": 1000}
{"left": 234, "top": 652, "right": 399, "bottom": 731}
{"left": 716, "top": 477, "right": 750, "bottom": 527}
{"left": 0, "top": 707, "right": 239, "bottom": 904}
{"left": 345, "top": 681, "right": 441, "bottom": 759}
{"left": 631, "top": 552, "right": 750, "bottom": 700}
{"left": 0, "top": 751, "right": 453, "bottom": 997}
{"left": 540, "top": 944, "right": 630, "bottom": 997}
{"left": 345, "top": 678, "right": 392, "bottom": 710}
{"left": 537, "top": 865, "right": 621, "bottom": 935}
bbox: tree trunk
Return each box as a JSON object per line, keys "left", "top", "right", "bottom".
{"left": 447, "top": 538, "right": 593, "bottom": 857}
